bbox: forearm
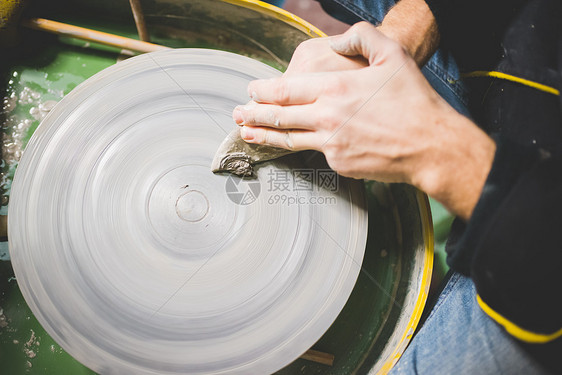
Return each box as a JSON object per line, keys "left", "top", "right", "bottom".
{"left": 377, "top": 0, "right": 440, "bottom": 66}
{"left": 414, "top": 109, "right": 496, "bottom": 221}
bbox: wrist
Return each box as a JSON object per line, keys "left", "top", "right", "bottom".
{"left": 414, "top": 110, "right": 496, "bottom": 220}
{"left": 377, "top": 0, "right": 440, "bottom": 66}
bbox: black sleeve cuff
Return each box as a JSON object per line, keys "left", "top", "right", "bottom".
{"left": 447, "top": 134, "right": 562, "bottom": 337}
{"left": 446, "top": 134, "right": 540, "bottom": 273}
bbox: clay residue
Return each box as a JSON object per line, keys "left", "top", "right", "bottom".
{"left": 218, "top": 152, "right": 253, "bottom": 177}
{"left": 1, "top": 72, "right": 62, "bottom": 208}
{"left": 0, "top": 307, "right": 8, "bottom": 328}
{"left": 23, "top": 329, "right": 39, "bottom": 359}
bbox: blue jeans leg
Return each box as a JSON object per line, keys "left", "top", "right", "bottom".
{"left": 316, "top": 0, "right": 470, "bottom": 117}
{"left": 388, "top": 273, "right": 549, "bottom": 374}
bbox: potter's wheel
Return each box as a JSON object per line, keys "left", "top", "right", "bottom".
{"left": 8, "top": 49, "right": 368, "bottom": 374}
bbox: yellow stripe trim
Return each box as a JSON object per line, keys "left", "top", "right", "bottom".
{"left": 220, "top": 0, "right": 327, "bottom": 38}
{"left": 476, "top": 294, "right": 562, "bottom": 343}
{"left": 462, "top": 71, "right": 560, "bottom": 96}
{"left": 377, "top": 191, "right": 434, "bottom": 374}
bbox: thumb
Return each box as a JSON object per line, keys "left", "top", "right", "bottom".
{"left": 330, "top": 21, "right": 394, "bottom": 66}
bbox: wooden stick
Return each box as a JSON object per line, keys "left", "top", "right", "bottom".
{"left": 300, "top": 349, "right": 335, "bottom": 366}
{"left": 129, "top": 0, "right": 150, "bottom": 42}
{"left": 0, "top": 215, "right": 6, "bottom": 238}
{"left": 21, "top": 18, "right": 170, "bottom": 54}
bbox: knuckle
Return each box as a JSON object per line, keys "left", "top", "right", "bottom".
{"left": 324, "top": 75, "right": 340, "bottom": 92}
{"left": 316, "top": 109, "right": 339, "bottom": 132}
{"left": 261, "top": 129, "right": 271, "bottom": 145}
{"left": 275, "top": 80, "right": 291, "bottom": 103}
{"left": 325, "top": 74, "right": 348, "bottom": 96}
{"left": 265, "top": 107, "right": 277, "bottom": 126}
{"left": 387, "top": 144, "right": 407, "bottom": 162}
{"left": 285, "top": 132, "right": 295, "bottom": 150}
{"left": 322, "top": 143, "right": 342, "bottom": 169}
{"left": 322, "top": 137, "right": 353, "bottom": 176}
{"left": 325, "top": 156, "right": 345, "bottom": 175}
{"left": 245, "top": 112, "right": 257, "bottom": 126}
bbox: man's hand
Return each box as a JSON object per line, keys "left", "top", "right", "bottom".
{"left": 283, "top": 36, "right": 368, "bottom": 75}
{"left": 233, "top": 22, "right": 495, "bottom": 220}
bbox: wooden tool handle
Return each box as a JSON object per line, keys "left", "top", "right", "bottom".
{"left": 129, "top": 0, "right": 150, "bottom": 42}
{"left": 21, "top": 18, "right": 170, "bottom": 54}
{"left": 300, "top": 349, "right": 335, "bottom": 366}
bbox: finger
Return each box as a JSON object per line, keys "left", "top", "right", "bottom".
{"left": 232, "top": 102, "right": 314, "bottom": 130}
{"left": 239, "top": 126, "right": 322, "bottom": 151}
{"left": 329, "top": 21, "right": 398, "bottom": 65}
{"left": 247, "top": 75, "right": 323, "bottom": 105}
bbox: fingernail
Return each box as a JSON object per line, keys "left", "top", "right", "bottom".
{"left": 240, "top": 126, "right": 254, "bottom": 141}
{"left": 233, "top": 107, "right": 244, "bottom": 125}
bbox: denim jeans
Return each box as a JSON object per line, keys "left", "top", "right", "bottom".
{"left": 388, "top": 272, "right": 548, "bottom": 374}
{"left": 316, "top": 0, "right": 470, "bottom": 117}
{"left": 316, "top": 1, "right": 552, "bottom": 373}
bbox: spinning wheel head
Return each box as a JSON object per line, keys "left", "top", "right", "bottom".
{"left": 8, "top": 49, "right": 368, "bottom": 375}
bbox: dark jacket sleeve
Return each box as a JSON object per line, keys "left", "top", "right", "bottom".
{"left": 446, "top": 136, "right": 562, "bottom": 343}
{"left": 423, "top": 0, "right": 528, "bottom": 69}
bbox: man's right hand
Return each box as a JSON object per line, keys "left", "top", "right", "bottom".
{"left": 235, "top": 22, "right": 496, "bottom": 221}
